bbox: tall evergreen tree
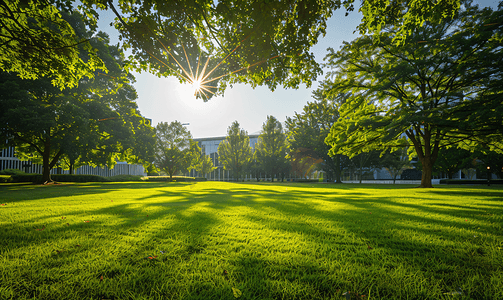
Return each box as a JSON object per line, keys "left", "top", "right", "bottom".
{"left": 218, "top": 121, "right": 253, "bottom": 181}
{"left": 255, "top": 116, "right": 289, "bottom": 182}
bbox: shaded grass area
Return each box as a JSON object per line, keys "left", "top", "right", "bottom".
{"left": 0, "top": 182, "right": 502, "bottom": 300}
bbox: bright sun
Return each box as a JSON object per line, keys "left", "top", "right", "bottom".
{"left": 152, "top": 37, "right": 281, "bottom": 100}
{"left": 191, "top": 79, "right": 202, "bottom": 95}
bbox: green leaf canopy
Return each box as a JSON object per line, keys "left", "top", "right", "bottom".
{"left": 322, "top": 2, "right": 503, "bottom": 187}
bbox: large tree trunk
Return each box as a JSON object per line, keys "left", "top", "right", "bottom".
{"left": 41, "top": 142, "right": 63, "bottom": 183}
{"left": 406, "top": 127, "right": 439, "bottom": 188}
{"left": 42, "top": 157, "right": 52, "bottom": 183}
{"left": 420, "top": 156, "right": 434, "bottom": 188}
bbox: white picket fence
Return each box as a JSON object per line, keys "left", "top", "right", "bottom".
{"left": 0, "top": 157, "right": 146, "bottom": 177}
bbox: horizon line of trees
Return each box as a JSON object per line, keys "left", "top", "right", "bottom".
{"left": 151, "top": 114, "right": 503, "bottom": 183}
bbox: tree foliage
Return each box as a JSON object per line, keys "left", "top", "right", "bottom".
{"left": 2, "top": 0, "right": 468, "bottom": 93}
{"left": 255, "top": 116, "right": 289, "bottom": 181}
{"left": 218, "top": 121, "right": 253, "bottom": 181}
{"left": 323, "top": 3, "right": 503, "bottom": 187}
{"left": 433, "top": 147, "right": 472, "bottom": 179}
{"left": 154, "top": 121, "right": 195, "bottom": 179}
{"left": 379, "top": 149, "right": 411, "bottom": 184}
{"left": 0, "top": 14, "right": 153, "bottom": 182}
{"left": 0, "top": 1, "right": 105, "bottom": 89}
{"left": 286, "top": 95, "right": 344, "bottom": 182}
{"left": 194, "top": 153, "right": 217, "bottom": 177}
{"left": 357, "top": 0, "right": 461, "bottom": 45}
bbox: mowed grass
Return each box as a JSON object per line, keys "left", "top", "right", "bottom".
{"left": 0, "top": 182, "right": 502, "bottom": 300}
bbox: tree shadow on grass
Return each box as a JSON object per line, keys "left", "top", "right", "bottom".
{"left": 1, "top": 182, "right": 502, "bottom": 299}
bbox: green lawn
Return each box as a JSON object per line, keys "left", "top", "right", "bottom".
{"left": 0, "top": 181, "right": 502, "bottom": 300}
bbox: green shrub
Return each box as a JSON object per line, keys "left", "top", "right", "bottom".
{"left": 11, "top": 174, "right": 110, "bottom": 183}
{"left": 11, "top": 174, "right": 42, "bottom": 183}
{"left": 0, "top": 175, "right": 13, "bottom": 183}
{"left": 439, "top": 179, "right": 503, "bottom": 185}
{"left": 143, "top": 176, "right": 207, "bottom": 182}
{"left": 291, "top": 179, "right": 319, "bottom": 183}
{"left": 108, "top": 175, "right": 144, "bottom": 182}
{"left": 51, "top": 174, "right": 110, "bottom": 182}
{"left": 0, "top": 168, "right": 26, "bottom": 175}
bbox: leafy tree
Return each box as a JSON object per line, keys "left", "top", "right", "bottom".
{"left": 289, "top": 151, "right": 323, "bottom": 179}
{"left": 254, "top": 116, "right": 289, "bottom": 182}
{"left": 1, "top": 13, "right": 154, "bottom": 182}
{"left": 357, "top": 0, "right": 461, "bottom": 45}
{"left": 0, "top": 71, "right": 151, "bottom": 182}
{"left": 246, "top": 158, "right": 266, "bottom": 182}
{"left": 1, "top": 74, "right": 87, "bottom": 182}
{"left": 433, "top": 147, "right": 472, "bottom": 179}
{"left": 323, "top": 3, "right": 503, "bottom": 188}
{"left": 469, "top": 148, "right": 503, "bottom": 180}
{"left": 2, "top": 0, "right": 466, "bottom": 92}
{"left": 185, "top": 141, "right": 217, "bottom": 177}
{"left": 218, "top": 121, "right": 253, "bottom": 181}
{"left": 379, "top": 149, "right": 411, "bottom": 184}
{"left": 194, "top": 154, "right": 217, "bottom": 178}
{"left": 154, "top": 121, "right": 195, "bottom": 179}
{"left": 286, "top": 96, "right": 344, "bottom": 182}
{"left": 0, "top": 1, "right": 105, "bottom": 89}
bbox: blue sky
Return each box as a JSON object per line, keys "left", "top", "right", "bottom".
{"left": 96, "top": 0, "right": 499, "bottom": 139}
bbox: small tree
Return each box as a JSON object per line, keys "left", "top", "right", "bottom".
{"left": 189, "top": 142, "right": 217, "bottom": 177}
{"left": 194, "top": 155, "right": 217, "bottom": 178}
{"left": 255, "top": 116, "right": 289, "bottom": 182}
{"left": 154, "top": 121, "right": 193, "bottom": 179}
{"left": 218, "top": 121, "right": 253, "bottom": 181}
{"left": 379, "top": 149, "right": 411, "bottom": 184}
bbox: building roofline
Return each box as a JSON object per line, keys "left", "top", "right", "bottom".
{"left": 194, "top": 134, "right": 260, "bottom": 142}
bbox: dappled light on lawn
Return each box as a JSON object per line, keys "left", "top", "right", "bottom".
{"left": 0, "top": 182, "right": 502, "bottom": 299}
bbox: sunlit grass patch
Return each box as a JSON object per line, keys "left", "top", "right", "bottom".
{"left": 0, "top": 181, "right": 502, "bottom": 299}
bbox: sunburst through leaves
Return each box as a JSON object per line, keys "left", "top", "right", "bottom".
{"left": 145, "top": 34, "right": 282, "bottom": 101}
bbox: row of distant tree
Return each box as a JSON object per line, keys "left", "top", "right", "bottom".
{"left": 152, "top": 112, "right": 503, "bottom": 183}
{"left": 152, "top": 118, "right": 289, "bottom": 181}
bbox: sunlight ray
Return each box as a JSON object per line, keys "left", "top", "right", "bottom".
{"left": 141, "top": 31, "right": 283, "bottom": 100}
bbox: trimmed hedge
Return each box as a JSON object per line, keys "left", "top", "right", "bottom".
{"left": 10, "top": 174, "right": 42, "bottom": 183}
{"left": 143, "top": 176, "right": 207, "bottom": 182}
{"left": 0, "top": 169, "right": 26, "bottom": 175}
{"left": 290, "top": 179, "right": 319, "bottom": 183}
{"left": 108, "top": 175, "right": 144, "bottom": 182}
{"left": 7, "top": 174, "right": 209, "bottom": 183}
{"left": 0, "top": 175, "right": 13, "bottom": 183}
{"left": 439, "top": 179, "right": 503, "bottom": 185}
{"left": 11, "top": 174, "right": 110, "bottom": 183}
